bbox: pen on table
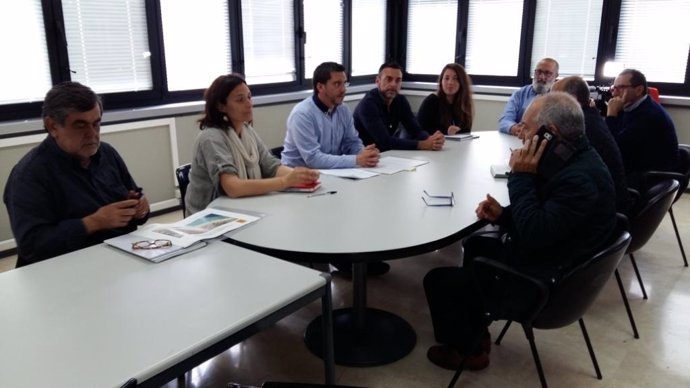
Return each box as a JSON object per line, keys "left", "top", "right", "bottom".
{"left": 308, "top": 191, "right": 337, "bottom": 198}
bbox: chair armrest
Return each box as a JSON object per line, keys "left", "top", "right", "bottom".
{"left": 644, "top": 171, "right": 688, "bottom": 201}
{"left": 472, "top": 256, "right": 550, "bottom": 323}
{"left": 644, "top": 170, "right": 685, "bottom": 180}
{"left": 627, "top": 187, "right": 642, "bottom": 214}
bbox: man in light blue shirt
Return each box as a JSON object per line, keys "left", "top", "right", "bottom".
{"left": 498, "top": 58, "right": 559, "bottom": 136}
{"left": 282, "top": 62, "right": 388, "bottom": 277}
{"left": 281, "top": 62, "right": 380, "bottom": 169}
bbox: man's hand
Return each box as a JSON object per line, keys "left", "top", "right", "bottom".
{"left": 128, "top": 190, "right": 150, "bottom": 219}
{"left": 510, "top": 123, "right": 525, "bottom": 137}
{"left": 356, "top": 144, "right": 380, "bottom": 167}
{"left": 283, "top": 167, "right": 320, "bottom": 188}
{"left": 83, "top": 199, "right": 140, "bottom": 234}
{"left": 606, "top": 96, "right": 624, "bottom": 117}
{"left": 476, "top": 194, "right": 503, "bottom": 222}
{"left": 509, "top": 134, "right": 547, "bottom": 173}
{"left": 419, "top": 131, "right": 445, "bottom": 151}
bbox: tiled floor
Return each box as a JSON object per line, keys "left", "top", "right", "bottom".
{"left": 2, "top": 195, "right": 689, "bottom": 388}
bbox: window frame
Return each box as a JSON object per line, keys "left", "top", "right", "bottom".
{"left": 2, "top": 0, "right": 689, "bottom": 127}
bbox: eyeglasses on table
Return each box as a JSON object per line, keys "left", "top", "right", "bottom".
{"left": 131, "top": 239, "right": 172, "bottom": 250}
{"left": 422, "top": 190, "right": 455, "bottom": 207}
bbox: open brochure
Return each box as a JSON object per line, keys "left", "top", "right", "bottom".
{"left": 104, "top": 208, "right": 261, "bottom": 262}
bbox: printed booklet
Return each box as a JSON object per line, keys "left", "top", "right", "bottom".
{"left": 105, "top": 208, "right": 261, "bottom": 262}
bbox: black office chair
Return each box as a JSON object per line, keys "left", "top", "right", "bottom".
{"left": 624, "top": 179, "right": 679, "bottom": 301}
{"left": 270, "top": 146, "right": 284, "bottom": 159}
{"left": 448, "top": 227, "right": 631, "bottom": 388}
{"left": 644, "top": 144, "right": 690, "bottom": 266}
{"left": 175, "top": 163, "right": 192, "bottom": 217}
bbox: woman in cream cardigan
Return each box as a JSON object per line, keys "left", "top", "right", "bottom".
{"left": 185, "top": 74, "right": 319, "bottom": 215}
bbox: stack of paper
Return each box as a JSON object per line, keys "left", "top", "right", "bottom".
{"left": 320, "top": 156, "right": 429, "bottom": 179}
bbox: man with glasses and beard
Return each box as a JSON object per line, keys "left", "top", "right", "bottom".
{"left": 499, "top": 58, "right": 559, "bottom": 137}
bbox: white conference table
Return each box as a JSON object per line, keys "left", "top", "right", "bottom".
{"left": 0, "top": 240, "right": 334, "bottom": 388}
{"left": 213, "top": 131, "right": 521, "bottom": 366}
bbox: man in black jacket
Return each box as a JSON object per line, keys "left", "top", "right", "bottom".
{"left": 606, "top": 69, "right": 678, "bottom": 190}
{"left": 4, "top": 82, "right": 150, "bottom": 267}
{"left": 551, "top": 75, "right": 629, "bottom": 214}
{"left": 424, "top": 92, "right": 617, "bottom": 371}
{"left": 353, "top": 61, "right": 445, "bottom": 152}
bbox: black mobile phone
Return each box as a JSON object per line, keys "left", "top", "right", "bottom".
{"left": 536, "top": 125, "right": 576, "bottom": 179}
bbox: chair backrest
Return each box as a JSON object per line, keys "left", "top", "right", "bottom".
{"left": 270, "top": 146, "right": 284, "bottom": 159}
{"left": 534, "top": 228, "right": 631, "bottom": 329}
{"left": 648, "top": 87, "right": 660, "bottom": 103}
{"left": 627, "top": 179, "right": 679, "bottom": 253}
{"left": 676, "top": 144, "right": 690, "bottom": 196}
{"left": 175, "top": 163, "right": 192, "bottom": 217}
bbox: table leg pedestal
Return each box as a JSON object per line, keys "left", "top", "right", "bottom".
{"left": 304, "top": 307, "right": 416, "bottom": 367}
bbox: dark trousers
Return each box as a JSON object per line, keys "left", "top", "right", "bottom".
{"left": 424, "top": 234, "right": 537, "bottom": 355}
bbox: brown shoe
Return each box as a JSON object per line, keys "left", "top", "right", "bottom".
{"left": 427, "top": 345, "right": 489, "bottom": 371}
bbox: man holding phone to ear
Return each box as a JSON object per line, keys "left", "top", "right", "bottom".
{"left": 4, "top": 82, "right": 150, "bottom": 268}
{"left": 424, "top": 92, "right": 616, "bottom": 371}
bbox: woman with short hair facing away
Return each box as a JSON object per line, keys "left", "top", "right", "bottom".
{"left": 417, "top": 63, "right": 474, "bottom": 135}
{"left": 185, "top": 74, "right": 319, "bottom": 215}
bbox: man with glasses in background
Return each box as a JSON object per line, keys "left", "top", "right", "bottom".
{"left": 499, "top": 58, "right": 559, "bottom": 136}
{"left": 4, "top": 82, "right": 150, "bottom": 268}
{"left": 605, "top": 68, "right": 678, "bottom": 190}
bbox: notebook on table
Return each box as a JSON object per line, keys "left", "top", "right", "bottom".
{"left": 282, "top": 181, "right": 321, "bottom": 193}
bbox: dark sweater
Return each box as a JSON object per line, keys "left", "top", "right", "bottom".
{"left": 353, "top": 88, "right": 429, "bottom": 152}
{"left": 3, "top": 136, "right": 146, "bottom": 267}
{"left": 417, "top": 93, "right": 471, "bottom": 135}
{"left": 583, "top": 106, "right": 629, "bottom": 213}
{"left": 605, "top": 96, "right": 678, "bottom": 177}
{"left": 498, "top": 137, "right": 617, "bottom": 279}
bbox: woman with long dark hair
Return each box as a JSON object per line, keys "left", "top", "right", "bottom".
{"left": 417, "top": 63, "right": 474, "bottom": 135}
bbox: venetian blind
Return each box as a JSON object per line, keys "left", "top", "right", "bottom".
{"left": 0, "top": 0, "right": 52, "bottom": 105}
{"left": 406, "top": 0, "right": 458, "bottom": 75}
{"left": 242, "top": 0, "right": 296, "bottom": 84}
{"left": 160, "top": 0, "right": 231, "bottom": 91}
{"left": 351, "top": 0, "right": 387, "bottom": 76}
{"left": 465, "top": 0, "right": 523, "bottom": 76}
{"left": 62, "top": 0, "right": 153, "bottom": 93}
{"left": 615, "top": 0, "right": 690, "bottom": 83}
{"left": 303, "top": 0, "right": 344, "bottom": 79}
{"left": 531, "top": 0, "right": 603, "bottom": 79}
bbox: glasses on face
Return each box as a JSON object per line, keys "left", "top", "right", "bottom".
{"left": 534, "top": 69, "right": 555, "bottom": 78}
{"left": 132, "top": 239, "right": 172, "bottom": 250}
{"left": 610, "top": 84, "right": 635, "bottom": 91}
